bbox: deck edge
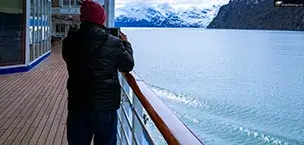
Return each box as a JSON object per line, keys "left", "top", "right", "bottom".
{"left": 0, "top": 51, "right": 51, "bottom": 75}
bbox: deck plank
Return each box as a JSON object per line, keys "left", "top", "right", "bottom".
{"left": 0, "top": 44, "right": 70, "bottom": 145}
{"left": 45, "top": 91, "right": 67, "bottom": 145}
{"left": 37, "top": 72, "right": 66, "bottom": 145}
{"left": 0, "top": 64, "right": 48, "bottom": 110}
{"left": 62, "top": 126, "right": 68, "bottom": 145}
{"left": 13, "top": 61, "right": 66, "bottom": 145}
{"left": 3, "top": 78, "right": 46, "bottom": 145}
{"left": 53, "top": 102, "right": 67, "bottom": 145}
{"left": 0, "top": 74, "right": 25, "bottom": 107}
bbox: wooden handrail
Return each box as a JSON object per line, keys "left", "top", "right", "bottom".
{"left": 123, "top": 72, "right": 204, "bottom": 145}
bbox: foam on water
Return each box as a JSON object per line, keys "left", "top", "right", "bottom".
{"left": 149, "top": 84, "right": 204, "bottom": 108}
{"left": 147, "top": 85, "right": 303, "bottom": 145}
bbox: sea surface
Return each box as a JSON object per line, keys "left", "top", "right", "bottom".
{"left": 121, "top": 28, "right": 304, "bottom": 145}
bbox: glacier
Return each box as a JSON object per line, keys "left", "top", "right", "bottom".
{"left": 114, "top": 1, "right": 229, "bottom": 28}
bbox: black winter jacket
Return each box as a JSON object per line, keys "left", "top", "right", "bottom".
{"left": 62, "top": 22, "right": 134, "bottom": 112}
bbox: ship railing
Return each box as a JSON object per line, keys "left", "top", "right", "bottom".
{"left": 118, "top": 72, "right": 204, "bottom": 145}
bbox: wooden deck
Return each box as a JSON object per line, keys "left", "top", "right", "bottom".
{"left": 0, "top": 45, "right": 69, "bottom": 145}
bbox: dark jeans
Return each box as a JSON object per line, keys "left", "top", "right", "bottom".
{"left": 67, "top": 110, "right": 117, "bottom": 145}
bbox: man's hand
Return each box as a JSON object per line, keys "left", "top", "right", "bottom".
{"left": 120, "top": 32, "right": 128, "bottom": 41}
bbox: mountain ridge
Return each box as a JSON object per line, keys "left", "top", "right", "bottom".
{"left": 207, "top": 0, "right": 304, "bottom": 31}
{"left": 114, "top": 3, "right": 226, "bottom": 28}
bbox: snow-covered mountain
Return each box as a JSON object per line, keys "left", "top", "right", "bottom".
{"left": 114, "top": 2, "right": 229, "bottom": 28}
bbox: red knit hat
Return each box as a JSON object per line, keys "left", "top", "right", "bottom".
{"left": 80, "top": 0, "right": 107, "bottom": 26}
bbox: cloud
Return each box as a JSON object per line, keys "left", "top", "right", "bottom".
{"left": 116, "top": 0, "right": 229, "bottom": 8}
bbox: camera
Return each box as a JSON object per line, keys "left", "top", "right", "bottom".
{"left": 107, "top": 27, "right": 121, "bottom": 37}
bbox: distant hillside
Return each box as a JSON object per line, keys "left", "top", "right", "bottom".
{"left": 207, "top": 0, "right": 304, "bottom": 31}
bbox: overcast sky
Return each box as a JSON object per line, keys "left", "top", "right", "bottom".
{"left": 116, "top": 0, "right": 229, "bottom": 7}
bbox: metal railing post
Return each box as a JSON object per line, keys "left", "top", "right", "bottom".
{"left": 37, "top": 0, "right": 41, "bottom": 58}
{"left": 120, "top": 84, "right": 128, "bottom": 144}
{"left": 59, "top": 0, "right": 63, "bottom": 7}
{"left": 104, "top": 0, "right": 115, "bottom": 27}
{"left": 32, "top": 0, "right": 36, "bottom": 62}
{"left": 118, "top": 73, "right": 124, "bottom": 145}
{"left": 132, "top": 92, "right": 144, "bottom": 145}
{"left": 48, "top": 0, "right": 51, "bottom": 51}
{"left": 118, "top": 99, "right": 123, "bottom": 145}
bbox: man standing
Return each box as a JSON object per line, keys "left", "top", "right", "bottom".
{"left": 62, "top": 0, "right": 134, "bottom": 145}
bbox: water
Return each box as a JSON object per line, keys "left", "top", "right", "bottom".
{"left": 121, "top": 28, "right": 304, "bottom": 145}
